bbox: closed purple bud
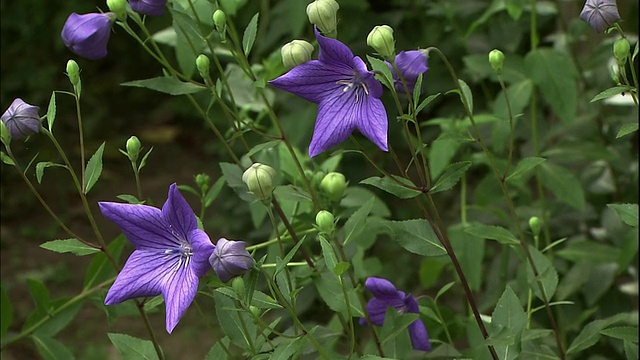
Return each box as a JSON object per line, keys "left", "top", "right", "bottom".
{"left": 129, "top": 0, "right": 168, "bottom": 17}
{"left": 209, "top": 238, "right": 253, "bottom": 282}
{"left": 1, "top": 98, "right": 41, "bottom": 140}
{"left": 579, "top": 0, "right": 621, "bottom": 33}
{"left": 387, "top": 50, "right": 429, "bottom": 94}
{"left": 61, "top": 13, "right": 114, "bottom": 60}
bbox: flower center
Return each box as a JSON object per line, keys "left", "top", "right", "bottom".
{"left": 336, "top": 72, "right": 369, "bottom": 103}
{"left": 165, "top": 225, "right": 193, "bottom": 271}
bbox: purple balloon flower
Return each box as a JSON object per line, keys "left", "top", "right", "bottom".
{"left": 99, "top": 183, "right": 215, "bottom": 333}
{"left": 387, "top": 50, "right": 429, "bottom": 94}
{"left": 269, "top": 27, "right": 388, "bottom": 157}
{"left": 129, "top": 0, "right": 167, "bottom": 17}
{"left": 579, "top": 0, "right": 621, "bottom": 33}
{"left": 361, "top": 277, "right": 431, "bottom": 351}
{"left": 1, "top": 98, "right": 40, "bottom": 140}
{"left": 209, "top": 238, "right": 254, "bottom": 282}
{"left": 61, "top": 12, "right": 114, "bottom": 60}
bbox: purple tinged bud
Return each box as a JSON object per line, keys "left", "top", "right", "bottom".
{"left": 129, "top": 0, "right": 167, "bottom": 17}
{"left": 1, "top": 98, "right": 41, "bottom": 140}
{"left": 61, "top": 13, "right": 114, "bottom": 60}
{"left": 387, "top": 50, "right": 429, "bottom": 94}
{"left": 209, "top": 238, "right": 254, "bottom": 282}
{"left": 579, "top": 0, "right": 621, "bottom": 33}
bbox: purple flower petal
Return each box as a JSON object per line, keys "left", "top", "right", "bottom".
{"left": 209, "top": 238, "right": 253, "bottom": 282}
{"left": 408, "top": 319, "right": 431, "bottom": 351}
{"left": 129, "top": 0, "right": 167, "bottom": 17}
{"left": 580, "top": 0, "right": 621, "bottom": 33}
{"left": 98, "top": 202, "right": 175, "bottom": 250}
{"left": 365, "top": 298, "right": 392, "bottom": 326}
{"left": 61, "top": 13, "right": 113, "bottom": 60}
{"left": 269, "top": 60, "right": 345, "bottom": 103}
{"left": 162, "top": 260, "right": 199, "bottom": 333}
{"left": 163, "top": 183, "right": 197, "bottom": 242}
{"left": 104, "top": 250, "right": 170, "bottom": 304}
{"left": 1, "top": 98, "right": 40, "bottom": 139}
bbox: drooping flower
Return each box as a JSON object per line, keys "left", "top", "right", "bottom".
{"left": 361, "top": 277, "right": 431, "bottom": 351}
{"left": 209, "top": 238, "right": 254, "bottom": 282}
{"left": 129, "top": 0, "right": 167, "bottom": 17}
{"left": 269, "top": 27, "right": 388, "bottom": 157}
{"left": 61, "top": 12, "right": 114, "bottom": 60}
{"left": 99, "top": 183, "right": 215, "bottom": 333}
{"left": 579, "top": 0, "right": 621, "bottom": 33}
{"left": 1, "top": 98, "right": 40, "bottom": 140}
{"left": 387, "top": 50, "right": 428, "bottom": 94}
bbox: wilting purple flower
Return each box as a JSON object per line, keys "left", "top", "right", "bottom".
{"left": 269, "top": 27, "right": 387, "bottom": 157}
{"left": 209, "top": 238, "right": 253, "bottom": 282}
{"left": 99, "top": 183, "right": 215, "bottom": 333}
{"left": 61, "top": 12, "right": 114, "bottom": 60}
{"left": 129, "top": 0, "right": 167, "bottom": 17}
{"left": 387, "top": 51, "right": 429, "bottom": 94}
{"left": 1, "top": 98, "right": 40, "bottom": 140}
{"left": 361, "top": 277, "right": 431, "bottom": 351}
{"left": 580, "top": 0, "right": 621, "bottom": 33}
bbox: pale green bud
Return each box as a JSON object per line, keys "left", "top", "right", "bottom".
{"left": 367, "top": 25, "right": 395, "bottom": 59}
{"left": 613, "top": 38, "right": 630, "bottom": 65}
{"left": 320, "top": 172, "right": 346, "bottom": 201}
{"left": 196, "top": 54, "right": 210, "bottom": 80}
{"left": 126, "top": 136, "right": 141, "bottom": 163}
{"left": 249, "top": 305, "right": 260, "bottom": 317}
{"left": 232, "top": 277, "right": 245, "bottom": 298}
{"left": 306, "top": 0, "right": 339, "bottom": 36}
{"left": 195, "top": 173, "right": 211, "bottom": 193}
{"left": 66, "top": 60, "right": 80, "bottom": 87}
{"left": 106, "top": 0, "right": 127, "bottom": 18}
{"left": 242, "top": 163, "right": 277, "bottom": 200}
{"left": 213, "top": 10, "right": 227, "bottom": 36}
{"left": 281, "top": 40, "right": 314, "bottom": 69}
{"left": 315, "top": 210, "right": 335, "bottom": 234}
{"left": 488, "top": 49, "right": 505, "bottom": 73}
{"left": 529, "top": 216, "right": 542, "bottom": 237}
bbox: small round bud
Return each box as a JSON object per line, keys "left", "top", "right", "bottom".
{"left": 213, "top": 10, "right": 227, "bottom": 34}
{"left": 613, "top": 38, "right": 630, "bottom": 65}
{"left": 195, "top": 173, "right": 211, "bottom": 192}
{"left": 488, "top": 49, "right": 505, "bottom": 73}
{"left": 367, "top": 25, "right": 395, "bottom": 59}
{"left": 106, "top": 0, "right": 127, "bottom": 17}
{"left": 281, "top": 40, "right": 314, "bottom": 69}
{"left": 232, "top": 277, "right": 245, "bottom": 298}
{"left": 196, "top": 54, "right": 210, "bottom": 79}
{"left": 66, "top": 60, "right": 81, "bottom": 87}
{"left": 320, "top": 172, "right": 346, "bottom": 201}
{"left": 316, "top": 210, "right": 335, "bottom": 234}
{"left": 242, "top": 163, "right": 277, "bottom": 200}
{"left": 306, "top": 0, "right": 339, "bottom": 36}
{"left": 529, "top": 216, "right": 542, "bottom": 237}
{"left": 126, "top": 136, "right": 141, "bottom": 162}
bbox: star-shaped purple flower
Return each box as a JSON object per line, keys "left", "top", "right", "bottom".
{"left": 361, "top": 277, "right": 431, "bottom": 351}
{"left": 99, "top": 183, "right": 215, "bottom": 333}
{"left": 269, "top": 28, "right": 388, "bottom": 157}
{"left": 579, "top": 0, "right": 621, "bottom": 33}
{"left": 387, "top": 50, "right": 429, "bottom": 94}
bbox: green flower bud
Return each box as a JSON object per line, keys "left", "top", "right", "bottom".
{"left": 306, "top": 0, "right": 339, "bottom": 36}
{"left": 232, "top": 277, "right": 245, "bottom": 298}
{"left": 213, "top": 10, "right": 227, "bottom": 38}
{"left": 320, "top": 172, "right": 346, "bottom": 201}
{"left": 281, "top": 40, "right": 314, "bottom": 69}
{"left": 242, "top": 163, "right": 277, "bottom": 201}
{"left": 249, "top": 305, "right": 261, "bottom": 317}
{"left": 126, "top": 135, "right": 141, "bottom": 163}
{"left": 367, "top": 25, "right": 395, "bottom": 59}
{"left": 529, "top": 216, "right": 542, "bottom": 237}
{"left": 488, "top": 49, "right": 505, "bottom": 73}
{"left": 315, "top": 210, "right": 335, "bottom": 234}
{"left": 613, "top": 38, "right": 630, "bottom": 65}
{"left": 106, "top": 0, "right": 127, "bottom": 18}
{"left": 195, "top": 173, "right": 211, "bottom": 193}
{"left": 196, "top": 54, "right": 210, "bottom": 80}
{"left": 0, "top": 120, "right": 11, "bottom": 146}
{"left": 66, "top": 59, "right": 81, "bottom": 87}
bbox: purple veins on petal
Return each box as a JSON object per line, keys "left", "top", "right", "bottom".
{"left": 579, "top": 0, "right": 621, "bottom": 33}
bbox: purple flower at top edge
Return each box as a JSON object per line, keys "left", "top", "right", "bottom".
{"left": 1, "top": 98, "right": 40, "bottom": 140}
{"left": 269, "top": 27, "right": 388, "bottom": 157}
{"left": 579, "top": 0, "right": 621, "bottom": 33}
{"left": 61, "top": 12, "right": 114, "bottom": 60}
{"left": 209, "top": 238, "right": 254, "bottom": 282}
{"left": 386, "top": 50, "right": 429, "bottom": 94}
{"left": 129, "top": 0, "right": 168, "bottom": 17}
{"left": 361, "top": 277, "right": 431, "bottom": 351}
{"left": 99, "top": 183, "right": 215, "bottom": 333}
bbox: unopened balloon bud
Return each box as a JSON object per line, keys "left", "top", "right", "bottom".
{"left": 242, "top": 163, "right": 277, "bottom": 200}
{"left": 367, "top": 25, "right": 395, "bottom": 59}
{"left": 315, "top": 210, "right": 335, "bottom": 234}
{"left": 306, "top": 0, "right": 339, "bottom": 36}
{"left": 488, "top": 49, "right": 505, "bottom": 73}
{"left": 320, "top": 172, "right": 346, "bottom": 201}
{"left": 281, "top": 40, "right": 314, "bottom": 69}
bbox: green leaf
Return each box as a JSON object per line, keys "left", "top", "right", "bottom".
{"left": 539, "top": 162, "right": 585, "bottom": 210}
{"left": 449, "top": 224, "right": 484, "bottom": 290}
{"left": 219, "top": 162, "right": 254, "bottom": 202}
{"left": 35, "top": 162, "right": 66, "bottom": 184}
{"left": 526, "top": 246, "right": 558, "bottom": 301}
{"left": 343, "top": 197, "right": 374, "bottom": 245}
{"left": 430, "top": 161, "right": 472, "bottom": 193}
{"left": 274, "top": 236, "right": 306, "bottom": 277}
{"left": 32, "top": 335, "right": 75, "bottom": 360}
{"left": 383, "top": 219, "right": 447, "bottom": 256}
{"left": 415, "top": 93, "right": 441, "bottom": 113}
{"left": 457, "top": 79, "right": 473, "bottom": 114}
{"left": 35, "top": 300, "right": 82, "bottom": 338}
{"left": 203, "top": 177, "right": 226, "bottom": 208}
{"left": 490, "top": 286, "right": 527, "bottom": 349}
{"left": 40, "top": 238, "right": 100, "bottom": 256}
{"left": 242, "top": 13, "right": 260, "bottom": 56}
{"left": 607, "top": 203, "right": 638, "bottom": 227}
{"left": 245, "top": 140, "right": 281, "bottom": 158}
{"left": 108, "top": 333, "right": 160, "bottom": 360}
{"left": 84, "top": 142, "right": 105, "bottom": 194}
{"left": 625, "top": 341, "right": 639, "bottom": 360}
{"left": 413, "top": 73, "right": 423, "bottom": 106}
{"left": 214, "top": 291, "right": 254, "bottom": 350}
{"left": 269, "top": 334, "right": 308, "bottom": 360}
{"left": 464, "top": 224, "right": 519, "bottom": 245}
{"left": 319, "top": 237, "right": 339, "bottom": 272}
{"left": 506, "top": 156, "right": 546, "bottom": 183}
{"left": 601, "top": 326, "right": 639, "bottom": 342}
{"left": 567, "top": 314, "right": 630, "bottom": 354}
{"left": 121, "top": 77, "right": 206, "bottom": 95}
{"left": 1, "top": 151, "right": 15, "bottom": 166}
{"left": 205, "top": 341, "right": 228, "bottom": 360}
{"left": 367, "top": 55, "right": 394, "bottom": 90}
{"left": 84, "top": 235, "right": 125, "bottom": 289}
{"left": 46, "top": 92, "right": 56, "bottom": 132}
{"left": 590, "top": 86, "right": 632, "bottom": 102}
{"left": 360, "top": 176, "right": 422, "bottom": 199}
{"left": 616, "top": 122, "right": 639, "bottom": 138}
{"left": 215, "top": 287, "right": 282, "bottom": 309}
{"left": 26, "top": 279, "right": 51, "bottom": 315}
{"left": 1, "top": 285, "right": 13, "bottom": 340}
{"left": 525, "top": 49, "right": 577, "bottom": 123}
{"left": 556, "top": 240, "right": 621, "bottom": 264}
{"left": 505, "top": 0, "right": 525, "bottom": 20}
